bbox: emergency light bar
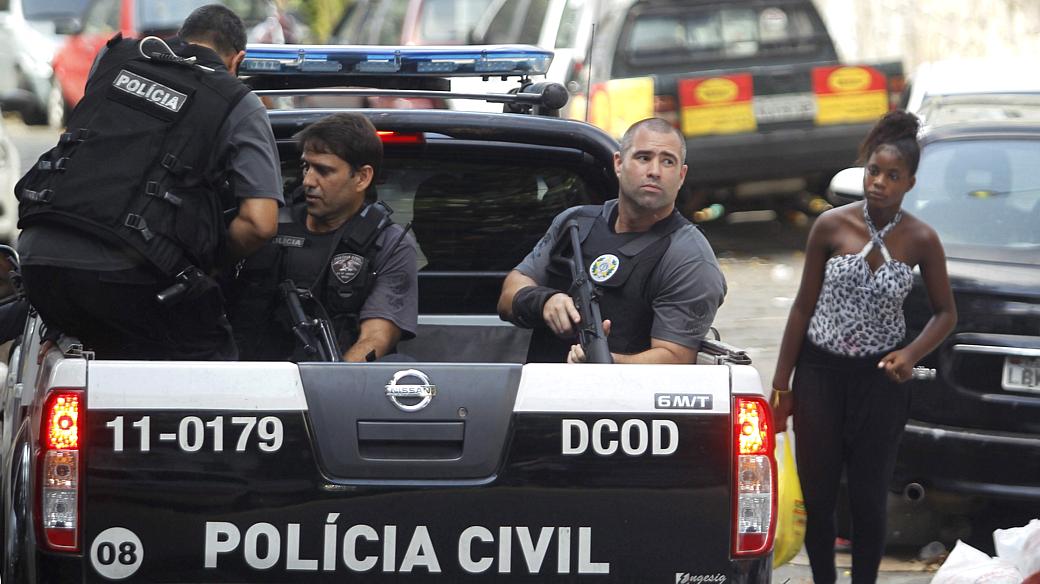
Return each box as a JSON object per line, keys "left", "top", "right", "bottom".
{"left": 241, "top": 44, "right": 553, "bottom": 78}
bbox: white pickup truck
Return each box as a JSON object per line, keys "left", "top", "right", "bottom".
{"left": 0, "top": 44, "right": 777, "bottom": 583}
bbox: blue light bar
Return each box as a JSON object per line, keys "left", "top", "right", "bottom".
{"left": 241, "top": 44, "right": 553, "bottom": 78}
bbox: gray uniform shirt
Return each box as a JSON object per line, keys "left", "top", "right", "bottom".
{"left": 514, "top": 200, "right": 727, "bottom": 350}
{"left": 19, "top": 91, "right": 283, "bottom": 268}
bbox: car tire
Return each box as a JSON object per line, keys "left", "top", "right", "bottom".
{"left": 19, "top": 104, "right": 47, "bottom": 127}
{"left": 46, "top": 80, "right": 67, "bottom": 131}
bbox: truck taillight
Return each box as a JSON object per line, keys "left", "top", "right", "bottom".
{"left": 732, "top": 396, "right": 776, "bottom": 557}
{"left": 40, "top": 390, "right": 82, "bottom": 551}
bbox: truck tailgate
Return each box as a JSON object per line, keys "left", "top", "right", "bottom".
{"left": 82, "top": 361, "right": 762, "bottom": 582}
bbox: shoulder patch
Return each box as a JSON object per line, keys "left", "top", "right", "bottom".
{"left": 112, "top": 70, "right": 188, "bottom": 113}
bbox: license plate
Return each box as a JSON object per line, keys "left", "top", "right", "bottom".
{"left": 1002, "top": 355, "right": 1040, "bottom": 392}
{"left": 752, "top": 93, "right": 816, "bottom": 123}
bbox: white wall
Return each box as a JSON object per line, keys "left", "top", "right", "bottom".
{"left": 815, "top": 0, "right": 1040, "bottom": 73}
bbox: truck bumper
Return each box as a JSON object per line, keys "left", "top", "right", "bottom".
{"left": 892, "top": 420, "right": 1040, "bottom": 502}
{"left": 686, "top": 122, "right": 874, "bottom": 190}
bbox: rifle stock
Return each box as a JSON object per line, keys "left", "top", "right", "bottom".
{"left": 565, "top": 219, "right": 613, "bottom": 363}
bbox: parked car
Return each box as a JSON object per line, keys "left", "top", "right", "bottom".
{"left": 0, "top": 116, "right": 19, "bottom": 243}
{"left": 829, "top": 121, "right": 1040, "bottom": 545}
{"left": 330, "top": 0, "right": 487, "bottom": 46}
{"left": 460, "top": 0, "right": 601, "bottom": 113}
{"left": 903, "top": 58, "right": 1040, "bottom": 126}
{"left": 49, "top": 0, "right": 305, "bottom": 125}
{"left": 0, "top": 0, "right": 89, "bottom": 127}
{"left": 580, "top": 0, "right": 904, "bottom": 216}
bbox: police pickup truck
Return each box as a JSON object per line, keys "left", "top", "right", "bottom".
{"left": 0, "top": 45, "right": 776, "bottom": 583}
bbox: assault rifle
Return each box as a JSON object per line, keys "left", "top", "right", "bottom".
{"left": 565, "top": 219, "right": 613, "bottom": 364}
{"left": 279, "top": 280, "right": 342, "bottom": 362}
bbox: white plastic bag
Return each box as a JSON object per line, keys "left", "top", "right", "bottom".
{"left": 930, "top": 540, "right": 1021, "bottom": 584}
{"left": 993, "top": 519, "right": 1040, "bottom": 579}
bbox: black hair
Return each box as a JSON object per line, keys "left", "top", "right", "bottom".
{"left": 295, "top": 113, "right": 383, "bottom": 202}
{"left": 620, "top": 117, "right": 687, "bottom": 162}
{"left": 178, "top": 4, "right": 247, "bottom": 57}
{"left": 857, "top": 110, "right": 922, "bottom": 175}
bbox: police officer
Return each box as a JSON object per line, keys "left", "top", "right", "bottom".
{"left": 498, "top": 117, "right": 726, "bottom": 364}
{"left": 15, "top": 5, "right": 282, "bottom": 360}
{"left": 230, "top": 113, "right": 418, "bottom": 362}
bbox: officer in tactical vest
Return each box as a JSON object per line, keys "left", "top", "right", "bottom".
{"left": 14, "top": 5, "right": 282, "bottom": 360}
{"left": 230, "top": 113, "right": 418, "bottom": 362}
{"left": 499, "top": 118, "right": 727, "bottom": 364}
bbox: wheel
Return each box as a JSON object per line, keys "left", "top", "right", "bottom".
{"left": 46, "top": 79, "right": 67, "bottom": 131}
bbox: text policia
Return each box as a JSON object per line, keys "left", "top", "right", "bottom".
{"left": 204, "top": 520, "right": 612, "bottom": 575}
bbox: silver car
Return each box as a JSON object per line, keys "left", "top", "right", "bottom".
{"left": 0, "top": 0, "right": 89, "bottom": 127}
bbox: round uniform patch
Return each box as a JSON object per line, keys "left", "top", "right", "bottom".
{"left": 589, "top": 254, "right": 620, "bottom": 283}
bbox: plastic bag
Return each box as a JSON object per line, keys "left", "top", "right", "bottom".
{"left": 931, "top": 540, "right": 1022, "bottom": 584}
{"left": 772, "top": 429, "right": 806, "bottom": 568}
{"left": 993, "top": 519, "right": 1040, "bottom": 579}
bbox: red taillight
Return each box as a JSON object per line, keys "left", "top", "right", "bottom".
{"left": 376, "top": 130, "right": 425, "bottom": 145}
{"left": 40, "top": 390, "right": 83, "bottom": 552}
{"left": 732, "top": 396, "right": 776, "bottom": 557}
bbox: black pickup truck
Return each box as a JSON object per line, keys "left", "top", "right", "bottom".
{"left": 579, "top": 0, "right": 904, "bottom": 213}
{"left": 1, "top": 44, "right": 776, "bottom": 583}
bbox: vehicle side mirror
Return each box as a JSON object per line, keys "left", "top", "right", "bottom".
{"left": 53, "top": 16, "right": 82, "bottom": 35}
{"left": 827, "top": 167, "right": 864, "bottom": 206}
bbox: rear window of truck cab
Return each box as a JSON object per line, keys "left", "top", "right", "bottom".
{"left": 618, "top": 3, "right": 834, "bottom": 71}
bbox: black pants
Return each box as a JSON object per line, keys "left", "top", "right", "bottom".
{"left": 792, "top": 342, "right": 910, "bottom": 584}
{"left": 22, "top": 265, "right": 236, "bottom": 361}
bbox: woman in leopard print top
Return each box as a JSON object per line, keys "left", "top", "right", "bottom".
{"left": 771, "top": 111, "right": 957, "bottom": 584}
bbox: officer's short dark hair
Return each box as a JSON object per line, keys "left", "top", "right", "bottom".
{"left": 179, "top": 4, "right": 247, "bottom": 57}
{"left": 620, "top": 117, "right": 687, "bottom": 163}
{"left": 296, "top": 113, "right": 383, "bottom": 178}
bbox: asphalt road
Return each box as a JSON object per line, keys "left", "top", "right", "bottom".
{"left": 4, "top": 114, "right": 1022, "bottom": 582}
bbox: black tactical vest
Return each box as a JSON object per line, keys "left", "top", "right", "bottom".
{"left": 16, "top": 35, "right": 250, "bottom": 276}
{"left": 528, "top": 204, "right": 688, "bottom": 362}
{"left": 231, "top": 202, "right": 393, "bottom": 361}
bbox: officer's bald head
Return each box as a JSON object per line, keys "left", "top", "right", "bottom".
{"left": 179, "top": 4, "right": 247, "bottom": 58}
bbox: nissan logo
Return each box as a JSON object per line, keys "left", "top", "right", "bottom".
{"left": 385, "top": 369, "right": 437, "bottom": 412}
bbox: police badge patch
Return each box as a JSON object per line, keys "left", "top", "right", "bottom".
{"left": 589, "top": 253, "right": 620, "bottom": 283}
{"left": 331, "top": 253, "right": 365, "bottom": 284}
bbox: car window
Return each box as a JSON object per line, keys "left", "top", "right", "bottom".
{"left": 22, "top": 0, "right": 90, "bottom": 20}
{"left": 517, "top": 0, "right": 549, "bottom": 44}
{"left": 906, "top": 139, "right": 1040, "bottom": 248}
{"left": 82, "top": 0, "right": 119, "bottom": 35}
{"left": 624, "top": 4, "right": 826, "bottom": 61}
{"left": 555, "top": 0, "right": 586, "bottom": 48}
{"left": 135, "top": 0, "right": 270, "bottom": 33}
{"left": 482, "top": 0, "right": 525, "bottom": 44}
{"left": 280, "top": 152, "right": 597, "bottom": 272}
{"left": 416, "top": 0, "right": 486, "bottom": 44}
{"left": 374, "top": 0, "right": 408, "bottom": 44}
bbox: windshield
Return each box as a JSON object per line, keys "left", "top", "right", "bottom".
{"left": 903, "top": 138, "right": 1040, "bottom": 251}
{"left": 416, "top": 0, "right": 486, "bottom": 44}
{"left": 23, "top": 0, "right": 90, "bottom": 21}
{"left": 919, "top": 94, "right": 1040, "bottom": 126}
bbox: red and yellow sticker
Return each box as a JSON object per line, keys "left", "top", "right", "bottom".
{"left": 585, "top": 77, "right": 655, "bottom": 138}
{"left": 813, "top": 66, "right": 888, "bottom": 125}
{"left": 678, "top": 74, "right": 755, "bottom": 136}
